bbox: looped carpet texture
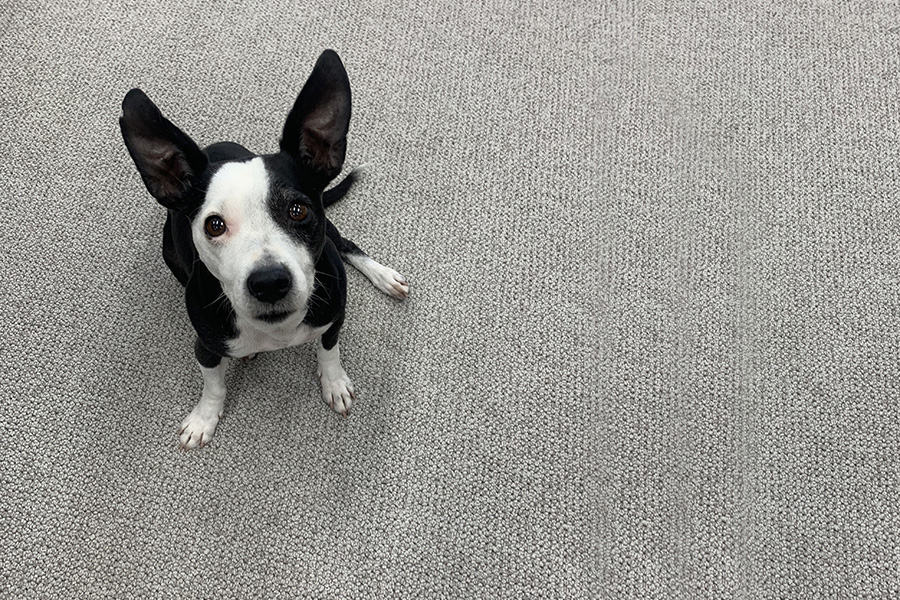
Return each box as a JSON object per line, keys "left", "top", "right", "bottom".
{"left": 0, "top": 1, "right": 898, "bottom": 598}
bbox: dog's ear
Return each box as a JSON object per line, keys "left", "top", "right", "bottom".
{"left": 119, "top": 88, "right": 208, "bottom": 211}
{"left": 279, "top": 50, "right": 351, "bottom": 186}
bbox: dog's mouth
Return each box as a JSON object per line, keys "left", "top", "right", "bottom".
{"left": 255, "top": 310, "right": 294, "bottom": 324}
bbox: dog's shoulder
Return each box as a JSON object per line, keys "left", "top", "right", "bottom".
{"left": 161, "top": 210, "right": 194, "bottom": 287}
{"left": 159, "top": 202, "right": 236, "bottom": 356}
{"left": 184, "top": 257, "right": 237, "bottom": 358}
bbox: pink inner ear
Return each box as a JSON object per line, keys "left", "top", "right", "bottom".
{"left": 300, "top": 128, "right": 334, "bottom": 168}
{"left": 135, "top": 139, "right": 192, "bottom": 200}
{"left": 144, "top": 139, "right": 178, "bottom": 161}
{"left": 140, "top": 140, "right": 186, "bottom": 178}
{"left": 305, "top": 111, "right": 338, "bottom": 134}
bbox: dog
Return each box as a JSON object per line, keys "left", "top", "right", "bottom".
{"left": 119, "top": 50, "right": 408, "bottom": 450}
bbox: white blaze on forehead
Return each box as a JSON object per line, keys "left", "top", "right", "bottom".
{"left": 202, "top": 157, "right": 270, "bottom": 232}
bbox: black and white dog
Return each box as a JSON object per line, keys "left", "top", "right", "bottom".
{"left": 119, "top": 50, "right": 407, "bottom": 450}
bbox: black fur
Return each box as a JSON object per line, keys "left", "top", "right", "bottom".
{"left": 205, "top": 141, "right": 254, "bottom": 163}
{"left": 305, "top": 238, "right": 347, "bottom": 351}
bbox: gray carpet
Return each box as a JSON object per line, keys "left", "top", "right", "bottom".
{"left": 1, "top": 0, "right": 897, "bottom": 597}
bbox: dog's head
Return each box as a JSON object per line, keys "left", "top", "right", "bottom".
{"left": 119, "top": 50, "right": 350, "bottom": 326}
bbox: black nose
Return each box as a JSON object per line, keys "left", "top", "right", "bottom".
{"left": 246, "top": 266, "right": 293, "bottom": 303}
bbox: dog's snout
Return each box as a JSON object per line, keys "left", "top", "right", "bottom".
{"left": 247, "top": 266, "right": 293, "bottom": 303}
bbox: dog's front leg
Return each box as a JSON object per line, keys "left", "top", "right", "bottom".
{"left": 178, "top": 340, "right": 228, "bottom": 449}
{"left": 317, "top": 319, "right": 355, "bottom": 417}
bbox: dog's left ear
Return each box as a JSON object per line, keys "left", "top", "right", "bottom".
{"left": 280, "top": 50, "right": 352, "bottom": 186}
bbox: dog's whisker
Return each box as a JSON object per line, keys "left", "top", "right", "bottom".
{"left": 204, "top": 290, "right": 228, "bottom": 309}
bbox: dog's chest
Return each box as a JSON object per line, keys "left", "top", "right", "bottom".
{"left": 227, "top": 318, "right": 331, "bottom": 358}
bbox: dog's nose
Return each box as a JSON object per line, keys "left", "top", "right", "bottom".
{"left": 246, "top": 266, "right": 293, "bottom": 303}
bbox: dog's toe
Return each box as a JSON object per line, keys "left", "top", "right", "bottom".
{"left": 378, "top": 268, "right": 409, "bottom": 300}
{"left": 178, "top": 408, "right": 221, "bottom": 450}
{"left": 390, "top": 273, "right": 410, "bottom": 299}
{"left": 354, "top": 257, "right": 410, "bottom": 300}
{"left": 321, "top": 372, "right": 354, "bottom": 416}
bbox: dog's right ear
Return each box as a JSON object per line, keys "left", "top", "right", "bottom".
{"left": 119, "top": 89, "right": 207, "bottom": 211}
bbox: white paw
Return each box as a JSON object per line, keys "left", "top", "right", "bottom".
{"left": 372, "top": 266, "right": 409, "bottom": 300}
{"left": 349, "top": 256, "right": 410, "bottom": 299}
{"left": 318, "top": 368, "right": 355, "bottom": 416}
{"left": 178, "top": 405, "right": 222, "bottom": 450}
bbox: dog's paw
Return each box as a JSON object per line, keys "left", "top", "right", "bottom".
{"left": 318, "top": 368, "right": 355, "bottom": 417}
{"left": 178, "top": 406, "right": 222, "bottom": 450}
{"left": 349, "top": 256, "right": 410, "bottom": 300}
{"left": 372, "top": 266, "right": 409, "bottom": 300}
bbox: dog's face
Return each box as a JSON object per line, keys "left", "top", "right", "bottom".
{"left": 191, "top": 155, "right": 325, "bottom": 324}
{"left": 119, "top": 50, "right": 350, "bottom": 326}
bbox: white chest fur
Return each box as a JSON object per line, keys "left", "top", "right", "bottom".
{"left": 227, "top": 316, "right": 331, "bottom": 358}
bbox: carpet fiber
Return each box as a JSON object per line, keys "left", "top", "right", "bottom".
{"left": 1, "top": 1, "right": 898, "bottom": 598}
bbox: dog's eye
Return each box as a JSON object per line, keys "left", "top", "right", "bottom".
{"left": 289, "top": 203, "right": 308, "bottom": 222}
{"left": 204, "top": 215, "right": 227, "bottom": 238}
